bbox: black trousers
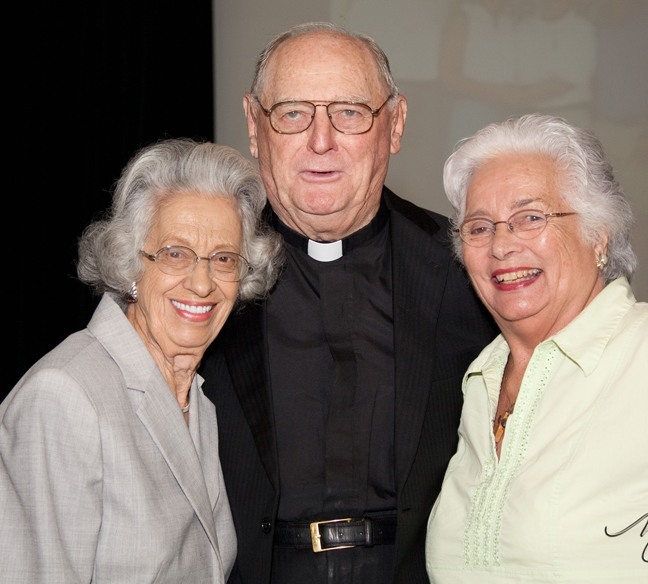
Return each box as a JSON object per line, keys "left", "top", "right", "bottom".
{"left": 270, "top": 543, "right": 396, "bottom": 584}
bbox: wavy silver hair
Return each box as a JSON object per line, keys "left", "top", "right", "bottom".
{"left": 250, "top": 21, "right": 399, "bottom": 102}
{"left": 77, "top": 138, "right": 284, "bottom": 307}
{"left": 444, "top": 113, "right": 637, "bottom": 283}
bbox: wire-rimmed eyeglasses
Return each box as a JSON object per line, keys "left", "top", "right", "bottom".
{"left": 456, "top": 209, "right": 577, "bottom": 247}
{"left": 140, "top": 245, "right": 252, "bottom": 282}
{"left": 254, "top": 94, "right": 394, "bottom": 135}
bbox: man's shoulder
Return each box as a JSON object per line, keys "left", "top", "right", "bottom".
{"left": 201, "top": 300, "right": 263, "bottom": 362}
{"left": 383, "top": 187, "right": 450, "bottom": 236}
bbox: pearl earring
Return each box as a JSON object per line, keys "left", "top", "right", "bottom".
{"left": 128, "top": 281, "right": 138, "bottom": 302}
{"left": 596, "top": 254, "right": 608, "bottom": 269}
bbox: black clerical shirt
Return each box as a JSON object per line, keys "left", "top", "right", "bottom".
{"left": 267, "top": 202, "right": 397, "bottom": 522}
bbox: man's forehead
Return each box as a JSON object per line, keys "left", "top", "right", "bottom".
{"left": 264, "top": 36, "right": 382, "bottom": 98}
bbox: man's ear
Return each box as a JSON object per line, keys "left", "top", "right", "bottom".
{"left": 390, "top": 95, "right": 407, "bottom": 155}
{"left": 243, "top": 93, "right": 259, "bottom": 159}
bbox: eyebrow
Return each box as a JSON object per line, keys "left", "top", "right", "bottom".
{"left": 465, "top": 197, "right": 547, "bottom": 219}
{"left": 271, "top": 95, "right": 372, "bottom": 104}
{"left": 158, "top": 241, "right": 240, "bottom": 254}
{"left": 512, "top": 197, "right": 546, "bottom": 209}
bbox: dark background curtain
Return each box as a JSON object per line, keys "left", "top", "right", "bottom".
{"left": 8, "top": 1, "right": 214, "bottom": 398}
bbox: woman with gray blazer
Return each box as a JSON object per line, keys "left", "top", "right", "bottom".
{"left": 0, "top": 138, "right": 283, "bottom": 583}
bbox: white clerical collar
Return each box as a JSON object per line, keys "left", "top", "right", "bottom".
{"left": 307, "top": 239, "right": 343, "bottom": 262}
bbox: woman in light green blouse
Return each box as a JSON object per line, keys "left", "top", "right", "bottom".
{"left": 426, "top": 113, "right": 647, "bottom": 584}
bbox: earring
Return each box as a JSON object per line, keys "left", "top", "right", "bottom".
{"left": 128, "top": 281, "right": 138, "bottom": 303}
{"left": 596, "top": 254, "right": 608, "bottom": 269}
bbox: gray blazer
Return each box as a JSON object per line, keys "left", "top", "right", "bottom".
{"left": 0, "top": 293, "right": 236, "bottom": 583}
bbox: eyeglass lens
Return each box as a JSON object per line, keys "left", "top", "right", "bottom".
{"left": 460, "top": 210, "right": 551, "bottom": 246}
{"left": 145, "top": 246, "right": 247, "bottom": 281}
{"left": 269, "top": 101, "right": 375, "bottom": 134}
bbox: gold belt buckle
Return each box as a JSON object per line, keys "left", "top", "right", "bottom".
{"left": 309, "top": 518, "right": 354, "bottom": 552}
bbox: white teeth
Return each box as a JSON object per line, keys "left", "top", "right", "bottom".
{"left": 495, "top": 269, "right": 540, "bottom": 283}
{"left": 171, "top": 300, "right": 213, "bottom": 314}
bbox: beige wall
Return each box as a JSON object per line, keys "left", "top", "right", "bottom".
{"left": 213, "top": 0, "right": 648, "bottom": 301}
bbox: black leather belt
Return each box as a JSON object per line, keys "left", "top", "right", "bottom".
{"left": 274, "top": 516, "right": 397, "bottom": 552}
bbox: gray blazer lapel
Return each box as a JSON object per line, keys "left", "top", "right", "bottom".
{"left": 135, "top": 387, "right": 220, "bottom": 552}
{"left": 88, "top": 294, "right": 220, "bottom": 552}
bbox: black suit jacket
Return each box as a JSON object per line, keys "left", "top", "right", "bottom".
{"left": 200, "top": 188, "right": 497, "bottom": 583}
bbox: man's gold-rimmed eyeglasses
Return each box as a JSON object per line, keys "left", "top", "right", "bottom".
{"left": 140, "top": 245, "right": 251, "bottom": 282}
{"left": 456, "top": 209, "right": 577, "bottom": 247}
{"left": 254, "top": 95, "right": 394, "bottom": 135}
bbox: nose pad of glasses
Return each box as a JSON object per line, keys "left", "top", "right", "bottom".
{"left": 310, "top": 104, "right": 336, "bottom": 132}
{"left": 191, "top": 256, "right": 214, "bottom": 277}
{"left": 490, "top": 220, "right": 515, "bottom": 237}
{"left": 489, "top": 223, "right": 523, "bottom": 252}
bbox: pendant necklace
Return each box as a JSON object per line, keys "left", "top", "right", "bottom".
{"left": 495, "top": 357, "right": 517, "bottom": 447}
{"left": 494, "top": 403, "right": 515, "bottom": 444}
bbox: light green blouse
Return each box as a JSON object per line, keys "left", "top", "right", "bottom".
{"left": 426, "top": 278, "right": 648, "bottom": 583}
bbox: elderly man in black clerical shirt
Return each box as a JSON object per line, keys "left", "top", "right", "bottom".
{"left": 200, "top": 21, "right": 497, "bottom": 584}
